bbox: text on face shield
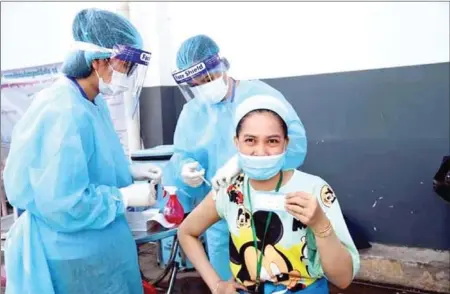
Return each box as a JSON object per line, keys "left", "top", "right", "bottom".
{"left": 140, "top": 52, "right": 151, "bottom": 63}
{"left": 173, "top": 63, "right": 206, "bottom": 82}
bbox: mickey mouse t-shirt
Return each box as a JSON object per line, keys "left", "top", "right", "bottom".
{"left": 213, "top": 170, "right": 360, "bottom": 292}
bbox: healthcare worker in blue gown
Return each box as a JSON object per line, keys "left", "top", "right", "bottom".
{"left": 163, "top": 34, "right": 308, "bottom": 281}
{"left": 3, "top": 8, "right": 162, "bottom": 294}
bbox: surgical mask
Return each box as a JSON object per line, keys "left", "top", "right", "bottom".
{"left": 238, "top": 152, "right": 286, "bottom": 180}
{"left": 195, "top": 76, "right": 229, "bottom": 104}
{"left": 96, "top": 68, "right": 129, "bottom": 96}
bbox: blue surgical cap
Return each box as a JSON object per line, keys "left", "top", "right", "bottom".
{"left": 61, "top": 8, "right": 144, "bottom": 78}
{"left": 176, "top": 34, "right": 220, "bottom": 70}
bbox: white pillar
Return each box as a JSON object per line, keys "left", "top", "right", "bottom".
{"left": 155, "top": 2, "right": 174, "bottom": 87}
{"left": 116, "top": 1, "right": 142, "bottom": 155}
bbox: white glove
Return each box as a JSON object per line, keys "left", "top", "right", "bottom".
{"left": 130, "top": 164, "right": 162, "bottom": 184}
{"left": 120, "top": 182, "right": 157, "bottom": 207}
{"left": 181, "top": 161, "right": 205, "bottom": 188}
{"left": 212, "top": 154, "right": 241, "bottom": 191}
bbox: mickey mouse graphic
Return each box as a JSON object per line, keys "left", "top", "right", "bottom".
{"left": 237, "top": 205, "right": 251, "bottom": 229}
{"left": 229, "top": 211, "right": 308, "bottom": 293}
{"left": 227, "top": 173, "right": 245, "bottom": 205}
{"left": 320, "top": 185, "right": 336, "bottom": 208}
{"left": 300, "top": 236, "right": 311, "bottom": 277}
{"left": 227, "top": 174, "right": 252, "bottom": 229}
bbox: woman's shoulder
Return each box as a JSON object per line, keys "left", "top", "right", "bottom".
{"left": 34, "top": 78, "right": 84, "bottom": 108}
{"left": 25, "top": 78, "right": 92, "bottom": 128}
{"left": 177, "top": 99, "right": 209, "bottom": 124}
{"left": 181, "top": 97, "right": 207, "bottom": 112}
{"left": 215, "top": 173, "right": 245, "bottom": 201}
{"left": 235, "top": 80, "right": 285, "bottom": 104}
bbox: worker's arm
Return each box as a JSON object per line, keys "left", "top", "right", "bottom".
{"left": 163, "top": 104, "right": 210, "bottom": 205}
{"left": 3, "top": 109, "right": 129, "bottom": 233}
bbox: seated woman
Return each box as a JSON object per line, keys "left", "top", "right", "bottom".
{"left": 178, "top": 95, "right": 359, "bottom": 294}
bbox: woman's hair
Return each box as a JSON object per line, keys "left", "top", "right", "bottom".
{"left": 236, "top": 109, "right": 288, "bottom": 138}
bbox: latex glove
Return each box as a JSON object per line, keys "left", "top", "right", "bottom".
{"left": 130, "top": 164, "right": 162, "bottom": 184}
{"left": 120, "top": 182, "right": 156, "bottom": 207}
{"left": 181, "top": 161, "right": 205, "bottom": 188}
{"left": 212, "top": 155, "right": 241, "bottom": 191}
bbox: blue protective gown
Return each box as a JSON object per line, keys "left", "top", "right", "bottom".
{"left": 163, "top": 79, "right": 307, "bottom": 280}
{"left": 3, "top": 77, "right": 143, "bottom": 294}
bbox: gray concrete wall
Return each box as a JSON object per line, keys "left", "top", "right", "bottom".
{"left": 139, "top": 86, "right": 185, "bottom": 147}
{"left": 139, "top": 62, "right": 450, "bottom": 250}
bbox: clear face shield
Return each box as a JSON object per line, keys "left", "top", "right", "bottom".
{"left": 172, "top": 54, "right": 230, "bottom": 104}
{"left": 110, "top": 45, "right": 151, "bottom": 117}
{"left": 69, "top": 42, "right": 151, "bottom": 117}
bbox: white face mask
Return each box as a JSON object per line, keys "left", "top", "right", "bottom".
{"left": 238, "top": 152, "right": 286, "bottom": 180}
{"left": 96, "top": 67, "right": 129, "bottom": 96}
{"left": 195, "top": 76, "right": 229, "bottom": 104}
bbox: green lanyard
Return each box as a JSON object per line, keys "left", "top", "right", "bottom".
{"left": 246, "top": 171, "right": 283, "bottom": 290}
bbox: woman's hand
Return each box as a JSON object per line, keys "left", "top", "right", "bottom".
{"left": 213, "top": 280, "right": 247, "bottom": 294}
{"left": 285, "top": 191, "right": 329, "bottom": 232}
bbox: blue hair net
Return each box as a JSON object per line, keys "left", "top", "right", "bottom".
{"left": 176, "top": 34, "right": 220, "bottom": 70}
{"left": 61, "top": 8, "right": 144, "bottom": 78}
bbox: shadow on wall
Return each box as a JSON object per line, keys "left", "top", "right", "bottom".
{"left": 139, "top": 62, "right": 450, "bottom": 250}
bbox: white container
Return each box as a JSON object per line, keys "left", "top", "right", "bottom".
{"left": 1, "top": 213, "right": 14, "bottom": 241}
{"left": 125, "top": 208, "right": 159, "bottom": 232}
